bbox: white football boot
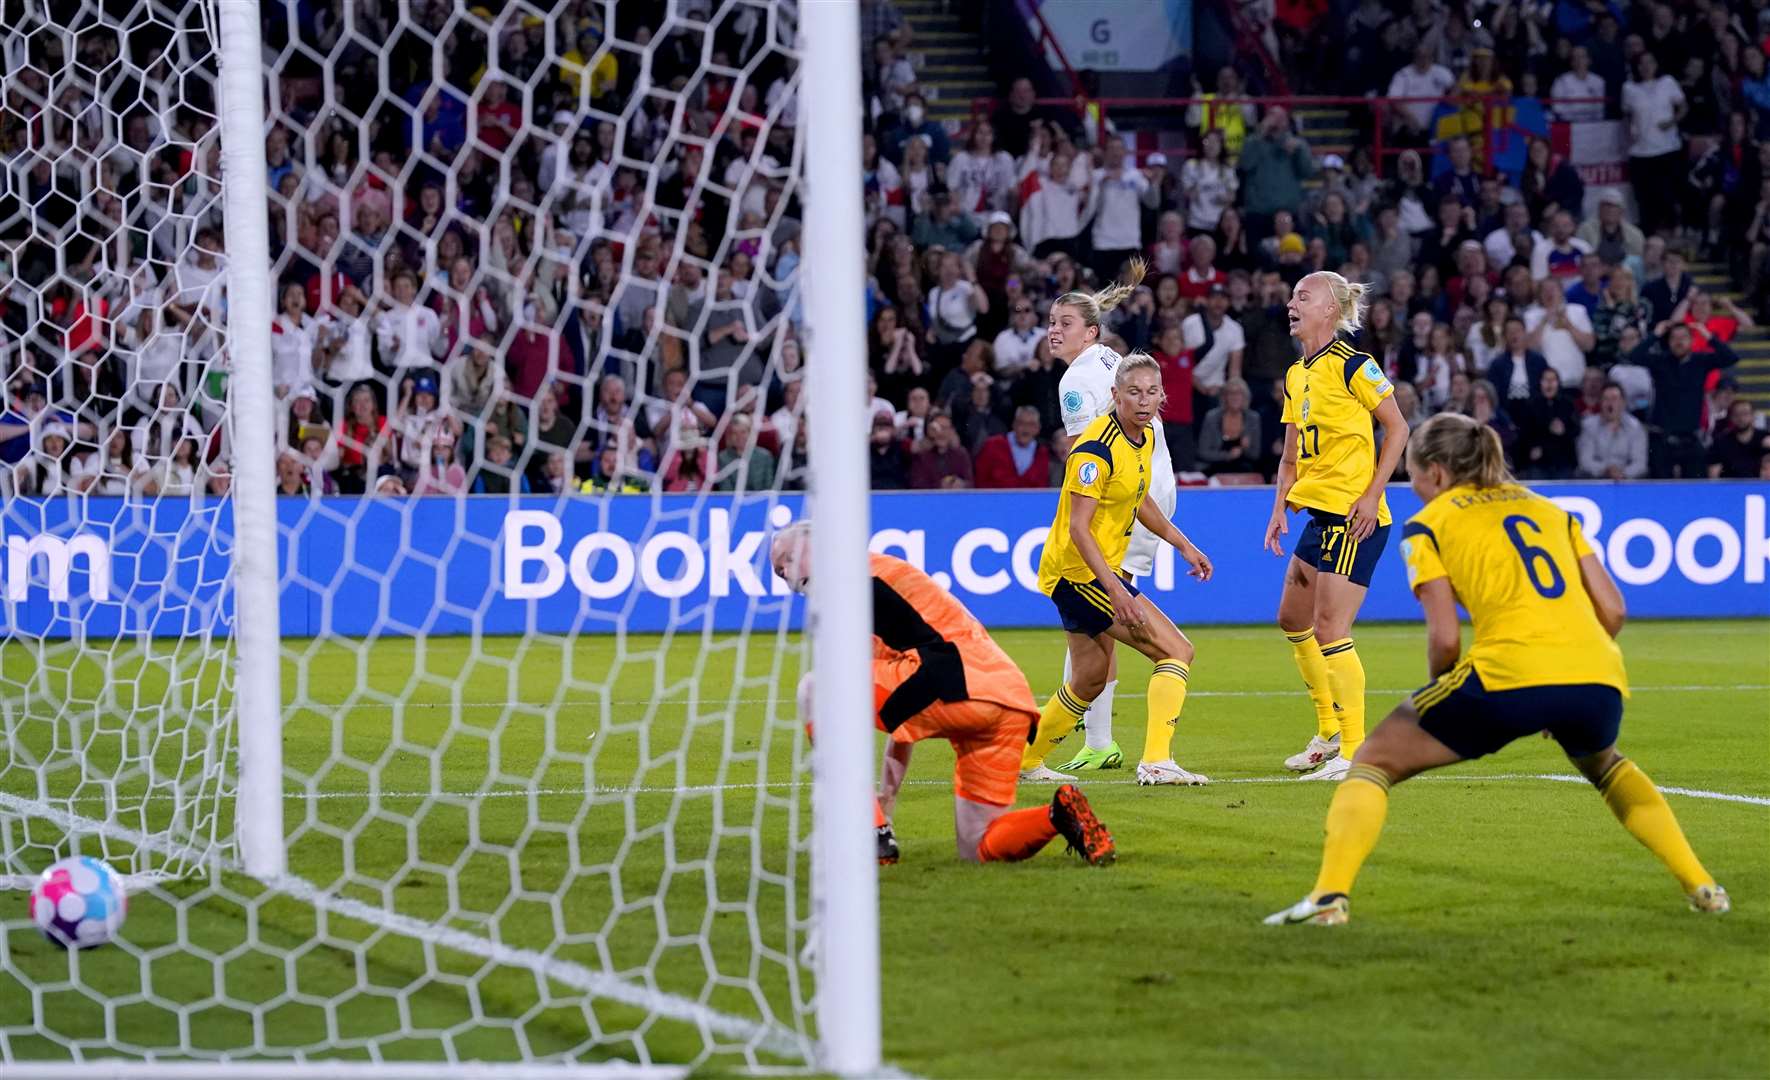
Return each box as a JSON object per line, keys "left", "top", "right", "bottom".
{"left": 1134, "top": 759, "right": 1211, "bottom": 786}
{"left": 1018, "top": 764, "right": 1078, "bottom": 783}
{"left": 1284, "top": 733, "right": 1340, "bottom": 773}
{"left": 1263, "top": 893, "right": 1350, "bottom": 926}
{"left": 1298, "top": 756, "right": 1353, "bottom": 782}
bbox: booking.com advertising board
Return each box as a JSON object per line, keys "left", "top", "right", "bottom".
{"left": 1, "top": 483, "right": 1767, "bottom": 639}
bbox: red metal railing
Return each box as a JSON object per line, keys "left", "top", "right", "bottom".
{"left": 967, "top": 94, "right": 1607, "bottom": 177}
{"left": 1024, "top": 1, "right": 1085, "bottom": 100}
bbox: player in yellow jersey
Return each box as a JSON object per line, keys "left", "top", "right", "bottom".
{"left": 1267, "top": 414, "right": 1730, "bottom": 925}
{"left": 1023, "top": 354, "right": 1216, "bottom": 786}
{"left": 1264, "top": 272, "right": 1411, "bottom": 781}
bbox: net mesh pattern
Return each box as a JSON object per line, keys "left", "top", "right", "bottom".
{"left": 0, "top": 0, "right": 820, "bottom": 1070}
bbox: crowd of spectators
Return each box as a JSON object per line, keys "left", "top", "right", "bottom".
{"left": 3, "top": 0, "right": 1769, "bottom": 502}
{"left": 846, "top": 0, "right": 1770, "bottom": 486}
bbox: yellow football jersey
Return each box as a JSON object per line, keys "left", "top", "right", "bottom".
{"left": 1400, "top": 483, "right": 1627, "bottom": 694}
{"left": 1282, "top": 339, "right": 1394, "bottom": 526}
{"left": 1037, "top": 411, "right": 1154, "bottom": 594}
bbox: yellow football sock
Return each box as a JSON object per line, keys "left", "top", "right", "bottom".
{"left": 1022, "top": 683, "right": 1091, "bottom": 771}
{"left": 1141, "top": 660, "right": 1190, "bottom": 764}
{"left": 1598, "top": 758, "right": 1715, "bottom": 893}
{"left": 1311, "top": 763, "right": 1392, "bottom": 898}
{"left": 1321, "top": 637, "right": 1366, "bottom": 759}
{"left": 1285, "top": 626, "right": 1339, "bottom": 740}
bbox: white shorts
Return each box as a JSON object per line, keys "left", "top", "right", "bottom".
{"left": 1121, "top": 419, "right": 1177, "bottom": 579}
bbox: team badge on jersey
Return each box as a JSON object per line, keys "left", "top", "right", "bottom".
{"left": 1300, "top": 397, "right": 1312, "bottom": 423}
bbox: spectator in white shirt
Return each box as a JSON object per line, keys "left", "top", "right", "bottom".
{"left": 1621, "top": 51, "right": 1687, "bottom": 237}
{"left": 1485, "top": 197, "right": 1545, "bottom": 270}
{"left": 375, "top": 270, "right": 447, "bottom": 375}
{"left": 392, "top": 371, "right": 457, "bottom": 474}
{"left": 947, "top": 121, "right": 1016, "bottom": 229}
{"left": 172, "top": 227, "right": 226, "bottom": 321}
{"left": 1387, "top": 44, "right": 1456, "bottom": 142}
{"left": 314, "top": 284, "right": 377, "bottom": 392}
{"left": 1182, "top": 284, "right": 1246, "bottom": 414}
{"left": 1524, "top": 277, "right": 1596, "bottom": 384}
{"left": 123, "top": 304, "right": 187, "bottom": 410}
{"left": 899, "top": 133, "right": 937, "bottom": 219}
{"left": 1018, "top": 151, "right": 1089, "bottom": 257}
{"left": 1551, "top": 46, "right": 1608, "bottom": 122}
{"left": 1178, "top": 129, "right": 1239, "bottom": 233}
{"left": 536, "top": 110, "right": 575, "bottom": 192}
{"left": 925, "top": 250, "right": 986, "bottom": 361}
{"left": 1088, "top": 137, "right": 1160, "bottom": 282}
{"left": 991, "top": 297, "right": 1042, "bottom": 379}
{"left": 271, "top": 281, "right": 319, "bottom": 398}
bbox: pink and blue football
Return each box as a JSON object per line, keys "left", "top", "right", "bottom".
{"left": 30, "top": 856, "right": 127, "bottom": 949}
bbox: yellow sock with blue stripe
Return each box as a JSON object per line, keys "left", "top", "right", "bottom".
{"left": 1022, "top": 683, "right": 1091, "bottom": 771}
{"left": 1285, "top": 626, "right": 1339, "bottom": 740}
{"left": 1320, "top": 637, "right": 1365, "bottom": 759}
{"left": 1141, "top": 660, "right": 1190, "bottom": 764}
{"left": 1311, "top": 763, "right": 1392, "bottom": 898}
{"left": 1598, "top": 758, "right": 1716, "bottom": 894}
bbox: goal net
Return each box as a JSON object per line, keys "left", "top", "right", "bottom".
{"left": 0, "top": 0, "right": 871, "bottom": 1072}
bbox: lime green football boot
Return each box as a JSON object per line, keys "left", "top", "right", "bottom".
{"left": 1057, "top": 741, "right": 1124, "bottom": 772}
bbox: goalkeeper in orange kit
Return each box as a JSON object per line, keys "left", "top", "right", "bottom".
{"left": 773, "top": 522, "right": 1114, "bottom": 867}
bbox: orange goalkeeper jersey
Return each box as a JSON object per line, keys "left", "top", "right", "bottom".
{"left": 869, "top": 553, "right": 1038, "bottom": 732}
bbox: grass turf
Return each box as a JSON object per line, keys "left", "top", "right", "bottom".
{"left": 0, "top": 620, "right": 1766, "bottom": 1076}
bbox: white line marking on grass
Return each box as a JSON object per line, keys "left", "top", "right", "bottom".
{"left": 1516, "top": 772, "right": 1770, "bottom": 806}
{"left": 271, "top": 684, "right": 1770, "bottom": 711}
{"left": 360, "top": 773, "right": 1770, "bottom": 807}
{"left": 0, "top": 790, "right": 813, "bottom": 1065}
{"left": 21, "top": 774, "right": 1769, "bottom": 808}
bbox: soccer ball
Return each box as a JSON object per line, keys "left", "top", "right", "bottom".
{"left": 30, "top": 855, "right": 127, "bottom": 949}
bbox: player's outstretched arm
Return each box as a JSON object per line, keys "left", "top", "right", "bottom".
{"left": 1416, "top": 578, "right": 1463, "bottom": 678}
{"left": 1578, "top": 553, "right": 1627, "bottom": 638}
{"left": 1265, "top": 424, "right": 1299, "bottom": 556}
{"left": 1136, "top": 497, "right": 1212, "bottom": 581}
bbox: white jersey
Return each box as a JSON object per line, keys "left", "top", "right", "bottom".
{"left": 1058, "top": 343, "right": 1176, "bottom": 577}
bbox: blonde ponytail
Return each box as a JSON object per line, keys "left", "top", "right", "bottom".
{"left": 1089, "top": 257, "right": 1147, "bottom": 314}
{"left": 1053, "top": 258, "right": 1148, "bottom": 332}
{"left": 1408, "top": 412, "right": 1513, "bottom": 489}
{"left": 1303, "top": 270, "right": 1369, "bottom": 335}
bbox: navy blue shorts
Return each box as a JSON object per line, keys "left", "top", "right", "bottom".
{"left": 1049, "top": 577, "right": 1138, "bottom": 638}
{"left": 1411, "top": 664, "right": 1624, "bottom": 760}
{"left": 1292, "top": 509, "right": 1391, "bottom": 588}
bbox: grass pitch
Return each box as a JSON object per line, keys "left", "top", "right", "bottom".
{"left": 1, "top": 620, "right": 1767, "bottom": 1077}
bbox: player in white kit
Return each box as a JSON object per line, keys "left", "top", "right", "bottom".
{"left": 1018, "top": 261, "right": 1204, "bottom": 786}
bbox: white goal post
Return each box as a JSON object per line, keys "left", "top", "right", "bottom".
{"left": 799, "top": 0, "right": 881, "bottom": 1074}
{"left": 0, "top": 0, "right": 878, "bottom": 1073}
{"left": 213, "top": 0, "right": 287, "bottom": 885}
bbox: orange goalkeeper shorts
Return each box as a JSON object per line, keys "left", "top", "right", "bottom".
{"left": 893, "top": 699, "right": 1035, "bottom": 808}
